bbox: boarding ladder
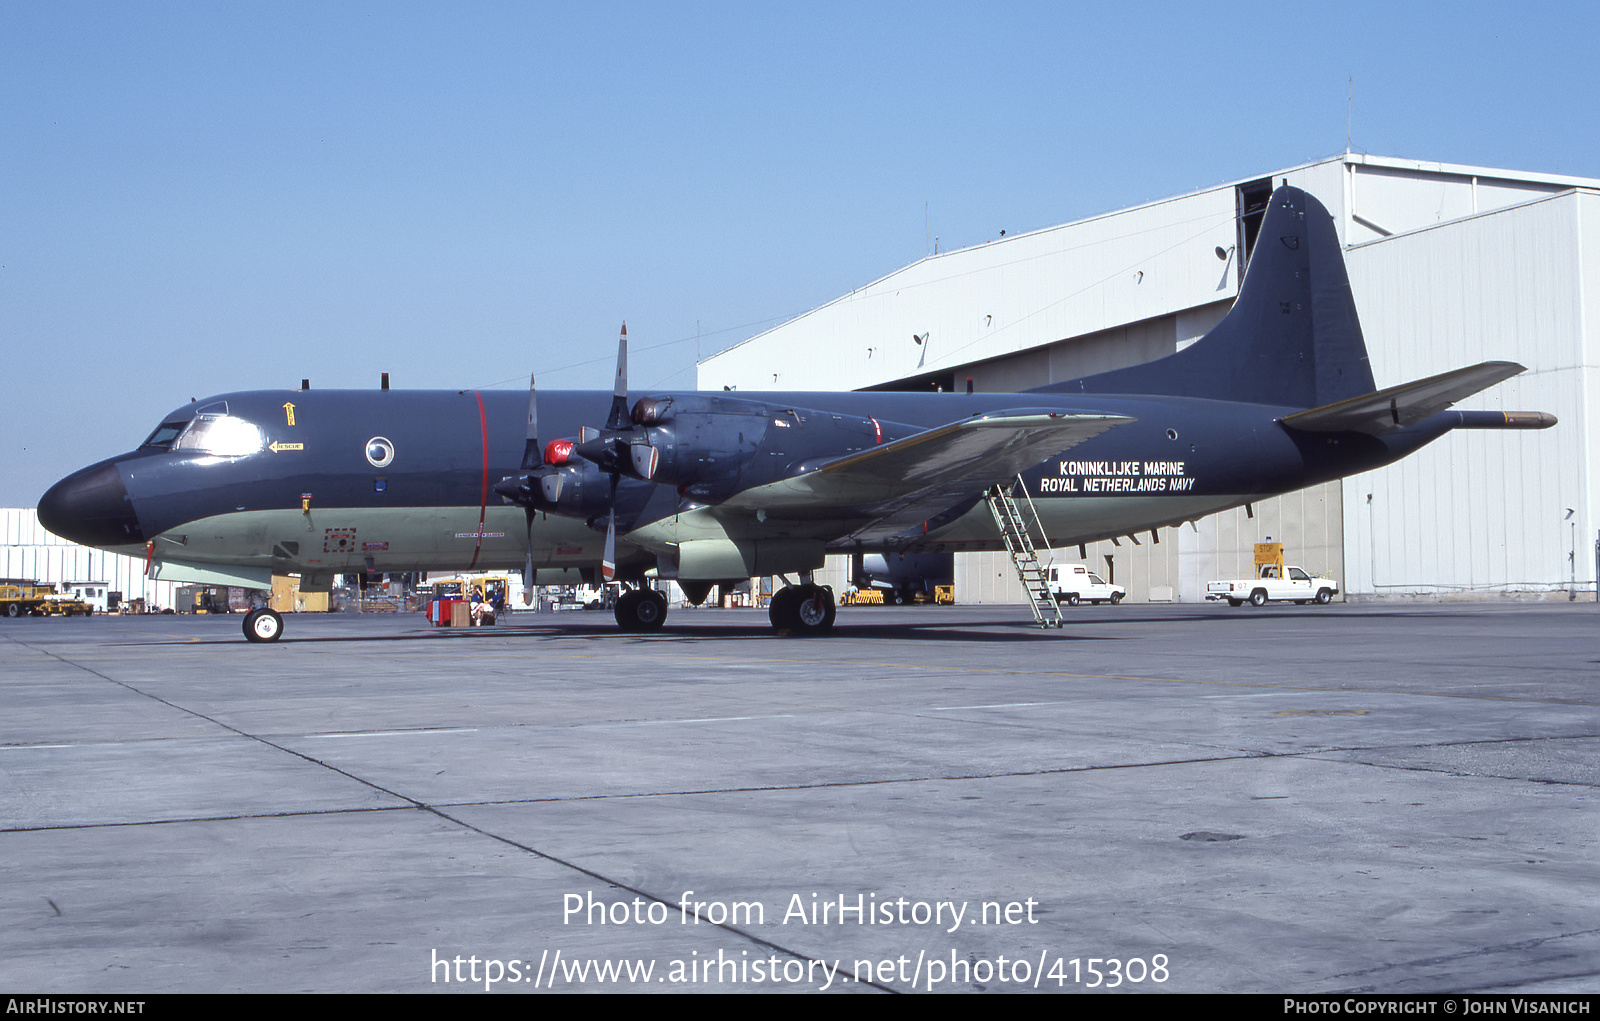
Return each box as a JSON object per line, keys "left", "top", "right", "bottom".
{"left": 986, "top": 476, "right": 1063, "bottom": 628}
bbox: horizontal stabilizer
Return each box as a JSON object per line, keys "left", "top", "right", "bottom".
{"left": 1279, "top": 361, "right": 1525, "bottom": 434}
{"left": 722, "top": 410, "right": 1131, "bottom": 535}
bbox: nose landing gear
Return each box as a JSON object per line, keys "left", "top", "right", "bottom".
{"left": 243, "top": 608, "right": 284, "bottom": 643}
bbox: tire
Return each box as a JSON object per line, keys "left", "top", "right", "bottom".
{"left": 5, "top": 603, "right": 20, "bottom": 618}
{"left": 1065, "top": 593, "right": 1080, "bottom": 607}
{"left": 638, "top": 591, "right": 667, "bottom": 630}
{"left": 243, "top": 609, "right": 284, "bottom": 643}
{"left": 615, "top": 590, "right": 667, "bottom": 632}
{"left": 790, "top": 585, "right": 836, "bottom": 636}
{"left": 614, "top": 591, "right": 640, "bottom": 629}
{"left": 768, "top": 587, "right": 798, "bottom": 629}
{"left": 769, "top": 585, "right": 835, "bottom": 634}
{"left": 1315, "top": 588, "right": 1333, "bottom": 605}
{"left": 1227, "top": 598, "right": 1243, "bottom": 608}
{"left": 1249, "top": 590, "right": 1267, "bottom": 607}
{"left": 1109, "top": 593, "right": 1123, "bottom": 605}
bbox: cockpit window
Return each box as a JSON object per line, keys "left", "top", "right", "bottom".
{"left": 141, "top": 421, "right": 190, "bottom": 448}
{"left": 171, "top": 415, "right": 266, "bottom": 457}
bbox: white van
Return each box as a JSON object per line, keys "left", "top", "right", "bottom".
{"left": 1046, "top": 564, "right": 1125, "bottom": 606}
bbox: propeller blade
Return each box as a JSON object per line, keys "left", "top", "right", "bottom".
{"left": 540, "top": 471, "right": 565, "bottom": 503}
{"left": 519, "top": 373, "right": 540, "bottom": 470}
{"left": 601, "top": 509, "right": 617, "bottom": 582}
{"left": 523, "top": 508, "right": 536, "bottom": 592}
{"left": 606, "top": 323, "right": 630, "bottom": 431}
{"left": 629, "top": 440, "right": 658, "bottom": 480}
{"left": 601, "top": 472, "right": 619, "bottom": 581}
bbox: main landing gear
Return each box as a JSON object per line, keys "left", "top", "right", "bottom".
{"left": 243, "top": 608, "right": 284, "bottom": 643}
{"left": 614, "top": 588, "right": 668, "bottom": 632}
{"left": 768, "top": 583, "right": 836, "bottom": 635}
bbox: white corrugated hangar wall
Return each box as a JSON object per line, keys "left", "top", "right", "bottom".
{"left": 1, "top": 508, "right": 178, "bottom": 609}
{"left": 699, "top": 154, "right": 1597, "bottom": 603}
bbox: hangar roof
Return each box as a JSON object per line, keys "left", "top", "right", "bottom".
{"left": 699, "top": 154, "right": 1599, "bottom": 393}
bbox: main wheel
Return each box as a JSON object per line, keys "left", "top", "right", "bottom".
{"left": 1249, "top": 590, "right": 1268, "bottom": 607}
{"left": 790, "top": 585, "right": 836, "bottom": 635}
{"left": 615, "top": 589, "right": 667, "bottom": 632}
{"left": 768, "top": 587, "right": 799, "bottom": 630}
{"left": 1315, "top": 588, "right": 1333, "bottom": 605}
{"left": 243, "top": 609, "right": 284, "bottom": 643}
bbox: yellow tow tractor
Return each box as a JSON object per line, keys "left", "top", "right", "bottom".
{"left": 40, "top": 594, "right": 94, "bottom": 617}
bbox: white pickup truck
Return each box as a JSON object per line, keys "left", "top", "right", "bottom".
{"left": 1207, "top": 565, "right": 1339, "bottom": 607}
{"left": 1046, "top": 564, "right": 1126, "bottom": 606}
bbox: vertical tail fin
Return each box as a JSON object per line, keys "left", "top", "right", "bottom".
{"left": 1041, "top": 186, "right": 1376, "bottom": 408}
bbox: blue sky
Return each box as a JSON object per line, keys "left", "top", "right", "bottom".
{"left": 4, "top": 1, "right": 1597, "bottom": 505}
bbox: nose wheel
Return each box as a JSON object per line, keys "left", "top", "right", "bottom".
{"left": 243, "top": 608, "right": 284, "bottom": 643}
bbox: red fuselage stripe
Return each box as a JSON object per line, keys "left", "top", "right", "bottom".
{"left": 470, "top": 390, "right": 488, "bottom": 569}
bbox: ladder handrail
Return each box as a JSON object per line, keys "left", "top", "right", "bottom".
{"left": 986, "top": 479, "right": 1063, "bottom": 629}
{"left": 1014, "top": 474, "right": 1054, "bottom": 573}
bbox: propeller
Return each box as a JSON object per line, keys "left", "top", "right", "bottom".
{"left": 496, "top": 323, "right": 655, "bottom": 586}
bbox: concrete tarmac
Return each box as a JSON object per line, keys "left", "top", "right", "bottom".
{"left": 1, "top": 602, "right": 1596, "bottom": 994}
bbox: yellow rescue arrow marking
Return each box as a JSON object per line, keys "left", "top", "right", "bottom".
{"left": 283, "top": 402, "right": 297, "bottom": 426}
{"left": 269, "top": 442, "right": 304, "bottom": 453}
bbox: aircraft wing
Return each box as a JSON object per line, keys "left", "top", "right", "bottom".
{"left": 719, "top": 409, "right": 1132, "bottom": 541}
{"left": 1279, "top": 361, "right": 1525, "bottom": 434}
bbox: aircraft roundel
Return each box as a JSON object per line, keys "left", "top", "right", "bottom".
{"left": 365, "top": 436, "right": 395, "bottom": 468}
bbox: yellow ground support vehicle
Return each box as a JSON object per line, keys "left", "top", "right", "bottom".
{"left": 39, "top": 595, "right": 94, "bottom": 616}
{"left": 1, "top": 582, "right": 57, "bottom": 617}
{"left": 840, "top": 588, "right": 884, "bottom": 606}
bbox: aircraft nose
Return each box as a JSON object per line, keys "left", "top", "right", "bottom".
{"left": 37, "top": 460, "right": 146, "bottom": 547}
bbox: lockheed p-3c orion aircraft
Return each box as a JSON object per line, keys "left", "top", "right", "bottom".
{"left": 37, "top": 187, "right": 1555, "bottom": 641}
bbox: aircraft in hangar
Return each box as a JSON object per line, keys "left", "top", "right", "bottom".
{"left": 37, "top": 187, "right": 1555, "bottom": 642}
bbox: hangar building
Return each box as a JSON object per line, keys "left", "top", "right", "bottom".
{"left": 1, "top": 507, "right": 178, "bottom": 611}
{"left": 699, "top": 154, "right": 1598, "bottom": 603}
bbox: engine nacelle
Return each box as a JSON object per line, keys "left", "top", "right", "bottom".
{"left": 494, "top": 459, "right": 610, "bottom": 522}
{"left": 626, "top": 394, "right": 912, "bottom": 502}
